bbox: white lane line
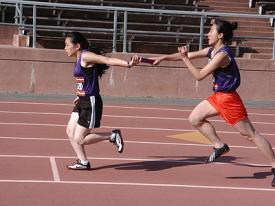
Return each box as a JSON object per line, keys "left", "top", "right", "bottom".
{"left": 0, "top": 154, "right": 271, "bottom": 168}
{"left": 0, "top": 101, "right": 71, "bottom": 106}
{"left": 0, "top": 110, "right": 69, "bottom": 116}
{"left": 1, "top": 122, "right": 275, "bottom": 136}
{"left": 104, "top": 115, "right": 275, "bottom": 125}
{"left": 49, "top": 157, "right": 60, "bottom": 182}
{"left": 2, "top": 110, "right": 275, "bottom": 125}
{"left": 0, "top": 122, "right": 66, "bottom": 127}
{"left": 1, "top": 136, "right": 274, "bottom": 150}
{"left": 0, "top": 136, "right": 68, "bottom": 141}
{"left": 0, "top": 101, "right": 192, "bottom": 112}
{"left": 1, "top": 101, "right": 275, "bottom": 116}
{"left": 0, "top": 179, "right": 274, "bottom": 192}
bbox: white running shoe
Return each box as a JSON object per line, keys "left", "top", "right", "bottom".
{"left": 67, "top": 159, "right": 91, "bottom": 170}
{"left": 110, "top": 129, "right": 124, "bottom": 153}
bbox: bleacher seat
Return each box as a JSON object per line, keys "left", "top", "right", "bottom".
{"left": 249, "top": 0, "right": 274, "bottom": 8}
{"left": 257, "top": 1, "right": 275, "bottom": 15}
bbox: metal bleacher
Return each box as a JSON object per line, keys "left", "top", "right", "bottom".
{"left": 1, "top": 0, "right": 275, "bottom": 59}
{"left": 0, "top": 0, "right": 212, "bottom": 54}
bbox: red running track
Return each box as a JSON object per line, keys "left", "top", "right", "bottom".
{"left": 0, "top": 100, "right": 275, "bottom": 206}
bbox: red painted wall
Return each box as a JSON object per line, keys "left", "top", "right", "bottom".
{"left": 1, "top": 46, "right": 275, "bottom": 101}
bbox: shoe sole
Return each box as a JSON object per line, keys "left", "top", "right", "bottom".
{"left": 115, "top": 130, "right": 124, "bottom": 153}
{"left": 67, "top": 166, "right": 91, "bottom": 170}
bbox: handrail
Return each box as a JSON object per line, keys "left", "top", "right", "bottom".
{"left": 1, "top": 0, "right": 275, "bottom": 59}
{"left": 2, "top": 0, "right": 275, "bottom": 18}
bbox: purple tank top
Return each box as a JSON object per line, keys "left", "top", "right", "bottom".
{"left": 207, "top": 46, "right": 240, "bottom": 92}
{"left": 73, "top": 51, "right": 100, "bottom": 97}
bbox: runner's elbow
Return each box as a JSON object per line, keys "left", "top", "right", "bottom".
{"left": 195, "top": 75, "right": 204, "bottom": 81}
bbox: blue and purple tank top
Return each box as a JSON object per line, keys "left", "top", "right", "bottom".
{"left": 73, "top": 51, "right": 100, "bottom": 97}
{"left": 207, "top": 46, "right": 240, "bottom": 92}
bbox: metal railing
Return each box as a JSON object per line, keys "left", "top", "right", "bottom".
{"left": 1, "top": 0, "right": 275, "bottom": 59}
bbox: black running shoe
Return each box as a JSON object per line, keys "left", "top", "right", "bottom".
{"left": 206, "top": 144, "right": 230, "bottom": 163}
{"left": 67, "top": 159, "right": 91, "bottom": 170}
{"left": 110, "top": 129, "right": 124, "bottom": 153}
{"left": 271, "top": 168, "right": 275, "bottom": 187}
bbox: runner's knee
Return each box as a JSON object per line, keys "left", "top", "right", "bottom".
{"left": 73, "top": 135, "right": 84, "bottom": 145}
{"left": 188, "top": 114, "right": 202, "bottom": 127}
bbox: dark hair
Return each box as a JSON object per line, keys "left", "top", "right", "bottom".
{"left": 213, "top": 19, "right": 238, "bottom": 44}
{"left": 66, "top": 32, "right": 109, "bottom": 78}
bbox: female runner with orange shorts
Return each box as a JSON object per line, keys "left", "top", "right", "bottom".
{"left": 153, "top": 19, "right": 275, "bottom": 187}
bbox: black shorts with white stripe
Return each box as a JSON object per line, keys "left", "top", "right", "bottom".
{"left": 73, "top": 95, "right": 103, "bottom": 128}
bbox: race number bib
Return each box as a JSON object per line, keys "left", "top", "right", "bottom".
{"left": 76, "top": 77, "right": 85, "bottom": 96}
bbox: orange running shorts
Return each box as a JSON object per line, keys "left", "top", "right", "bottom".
{"left": 207, "top": 91, "right": 247, "bottom": 125}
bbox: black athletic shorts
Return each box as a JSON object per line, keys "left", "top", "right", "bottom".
{"left": 72, "top": 95, "right": 103, "bottom": 128}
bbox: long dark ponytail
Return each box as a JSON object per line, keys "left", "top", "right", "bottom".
{"left": 66, "top": 32, "right": 109, "bottom": 78}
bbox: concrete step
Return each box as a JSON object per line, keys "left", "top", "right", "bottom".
{"left": 210, "top": 5, "right": 258, "bottom": 13}
{"left": 200, "top": 0, "right": 248, "bottom": 7}
{"left": 0, "top": 25, "right": 19, "bottom": 45}
{"left": 238, "top": 25, "right": 273, "bottom": 32}
{"left": 252, "top": 47, "right": 273, "bottom": 53}
{"left": 213, "top": 8, "right": 257, "bottom": 14}
{"left": 222, "top": 17, "right": 271, "bottom": 27}
{"left": 243, "top": 53, "right": 273, "bottom": 59}
{"left": 236, "top": 20, "right": 271, "bottom": 27}
{"left": 224, "top": 17, "right": 271, "bottom": 23}
{"left": 202, "top": 0, "right": 249, "bottom": 3}
{"left": 243, "top": 41, "right": 273, "bottom": 48}
{"left": 235, "top": 30, "right": 273, "bottom": 38}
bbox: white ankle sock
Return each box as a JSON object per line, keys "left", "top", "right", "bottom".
{"left": 81, "top": 160, "right": 89, "bottom": 165}
{"left": 110, "top": 132, "right": 116, "bottom": 141}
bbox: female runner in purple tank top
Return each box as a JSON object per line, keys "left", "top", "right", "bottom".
{"left": 64, "top": 32, "right": 140, "bottom": 170}
{"left": 152, "top": 19, "right": 275, "bottom": 187}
